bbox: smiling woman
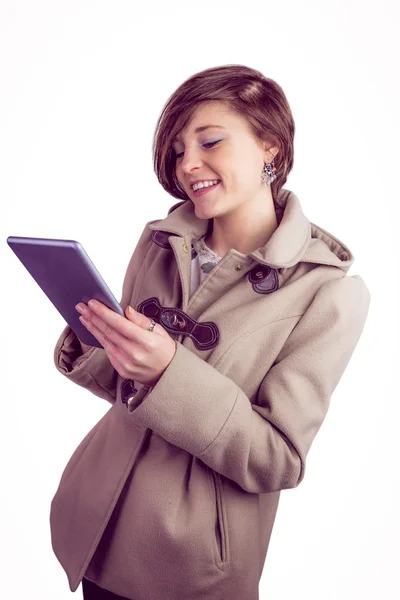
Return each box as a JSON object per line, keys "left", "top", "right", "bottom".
{"left": 50, "top": 64, "right": 370, "bottom": 600}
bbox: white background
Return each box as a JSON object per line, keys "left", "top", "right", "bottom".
{"left": 2, "top": 1, "right": 399, "bottom": 598}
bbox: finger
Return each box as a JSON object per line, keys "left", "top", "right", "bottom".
{"left": 79, "top": 316, "right": 133, "bottom": 378}
{"left": 80, "top": 313, "right": 135, "bottom": 357}
{"left": 125, "top": 305, "right": 161, "bottom": 335}
{"left": 87, "top": 300, "right": 151, "bottom": 345}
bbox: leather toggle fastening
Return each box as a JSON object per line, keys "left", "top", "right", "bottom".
{"left": 248, "top": 264, "right": 279, "bottom": 294}
{"left": 120, "top": 378, "right": 138, "bottom": 406}
{"left": 137, "top": 297, "right": 220, "bottom": 350}
{"left": 151, "top": 230, "right": 173, "bottom": 248}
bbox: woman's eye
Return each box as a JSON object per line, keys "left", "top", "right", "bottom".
{"left": 203, "top": 140, "right": 220, "bottom": 149}
{"left": 175, "top": 140, "right": 220, "bottom": 159}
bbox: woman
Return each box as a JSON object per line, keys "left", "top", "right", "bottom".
{"left": 51, "top": 65, "right": 370, "bottom": 600}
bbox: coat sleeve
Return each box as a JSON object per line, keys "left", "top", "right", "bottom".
{"left": 129, "top": 274, "right": 371, "bottom": 493}
{"left": 53, "top": 222, "right": 156, "bottom": 404}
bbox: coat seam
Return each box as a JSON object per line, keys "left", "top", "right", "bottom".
{"left": 198, "top": 388, "right": 240, "bottom": 456}
{"left": 214, "top": 314, "right": 303, "bottom": 370}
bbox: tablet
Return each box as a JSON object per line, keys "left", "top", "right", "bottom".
{"left": 7, "top": 236, "right": 125, "bottom": 349}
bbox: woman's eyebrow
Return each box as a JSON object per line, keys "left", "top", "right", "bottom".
{"left": 173, "top": 125, "right": 225, "bottom": 143}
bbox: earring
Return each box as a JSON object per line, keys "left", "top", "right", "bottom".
{"left": 261, "top": 160, "right": 277, "bottom": 186}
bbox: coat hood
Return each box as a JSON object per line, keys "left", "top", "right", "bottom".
{"left": 149, "top": 188, "right": 354, "bottom": 273}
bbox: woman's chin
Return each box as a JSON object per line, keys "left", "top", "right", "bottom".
{"left": 194, "top": 203, "right": 217, "bottom": 219}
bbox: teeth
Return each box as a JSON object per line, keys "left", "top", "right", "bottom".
{"left": 192, "top": 179, "right": 220, "bottom": 191}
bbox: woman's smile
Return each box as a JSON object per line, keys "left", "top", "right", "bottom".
{"left": 192, "top": 180, "right": 221, "bottom": 198}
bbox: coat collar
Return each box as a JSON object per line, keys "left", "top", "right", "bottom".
{"left": 149, "top": 188, "right": 354, "bottom": 272}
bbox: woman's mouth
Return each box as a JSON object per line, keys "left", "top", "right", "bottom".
{"left": 192, "top": 181, "right": 221, "bottom": 198}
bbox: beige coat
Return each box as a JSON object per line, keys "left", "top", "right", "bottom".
{"left": 50, "top": 188, "right": 371, "bottom": 600}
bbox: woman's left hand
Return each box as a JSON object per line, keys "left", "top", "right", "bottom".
{"left": 75, "top": 299, "right": 177, "bottom": 388}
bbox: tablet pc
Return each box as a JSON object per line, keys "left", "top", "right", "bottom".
{"left": 7, "top": 236, "right": 125, "bottom": 349}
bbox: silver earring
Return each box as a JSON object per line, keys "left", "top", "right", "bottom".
{"left": 261, "top": 160, "right": 277, "bottom": 186}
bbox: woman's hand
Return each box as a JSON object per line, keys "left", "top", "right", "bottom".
{"left": 75, "top": 299, "right": 177, "bottom": 388}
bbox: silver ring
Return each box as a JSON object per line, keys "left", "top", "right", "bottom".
{"left": 147, "top": 318, "right": 156, "bottom": 332}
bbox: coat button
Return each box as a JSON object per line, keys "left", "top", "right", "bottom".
{"left": 235, "top": 264, "right": 243, "bottom": 270}
{"left": 160, "top": 310, "right": 186, "bottom": 330}
{"left": 183, "top": 243, "right": 189, "bottom": 253}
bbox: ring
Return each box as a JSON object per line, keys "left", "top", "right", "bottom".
{"left": 147, "top": 318, "right": 156, "bottom": 332}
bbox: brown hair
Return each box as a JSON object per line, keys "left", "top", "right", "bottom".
{"left": 152, "top": 64, "right": 295, "bottom": 208}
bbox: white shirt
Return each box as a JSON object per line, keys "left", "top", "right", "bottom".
{"left": 189, "top": 235, "right": 222, "bottom": 299}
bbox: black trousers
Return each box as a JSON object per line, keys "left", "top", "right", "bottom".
{"left": 81, "top": 577, "right": 131, "bottom": 600}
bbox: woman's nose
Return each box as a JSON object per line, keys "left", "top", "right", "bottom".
{"left": 178, "top": 147, "right": 204, "bottom": 174}
{"left": 181, "top": 160, "right": 203, "bottom": 176}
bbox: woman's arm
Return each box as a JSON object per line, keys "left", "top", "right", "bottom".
{"left": 127, "top": 274, "right": 371, "bottom": 494}
{"left": 53, "top": 222, "right": 156, "bottom": 403}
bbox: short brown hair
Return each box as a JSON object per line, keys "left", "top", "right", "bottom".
{"left": 152, "top": 64, "right": 295, "bottom": 208}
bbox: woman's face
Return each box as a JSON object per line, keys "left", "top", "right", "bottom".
{"left": 172, "top": 100, "right": 277, "bottom": 220}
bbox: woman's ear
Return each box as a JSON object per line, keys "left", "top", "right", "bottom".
{"left": 264, "top": 144, "right": 279, "bottom": 162}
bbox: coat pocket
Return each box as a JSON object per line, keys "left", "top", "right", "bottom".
{"left": 210, "top": 468, "right": 229, "bottom": 567}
